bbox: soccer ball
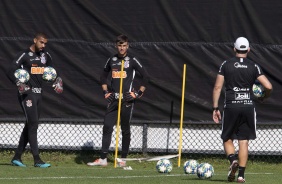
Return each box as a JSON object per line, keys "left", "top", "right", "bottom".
{"left": 156, "top": 159, "right": 173, "bottom": 173}
{"left": 42, "top": 66, "right": 57, "bottom": 82}
{"left": 197, "top": 163, "right": 214, "bottom": 179}
{"left": 252, "top": 83, "right": 265, "bottom": 98}
{"left": 14, "top": 69, "right": 30, "bottom": 83}
{"left": 183, "top": 159, "right": 198, "bottom": 174}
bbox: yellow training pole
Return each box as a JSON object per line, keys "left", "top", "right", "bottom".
{"left": 178, "top": 64, "right": 186, "bottom": 167}
{"left": 114, "top": 60, "right": 124, "bottom": 168}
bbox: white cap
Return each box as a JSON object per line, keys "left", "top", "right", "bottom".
{"left": 234, "top": 37, "right": 249, "bottom": 51}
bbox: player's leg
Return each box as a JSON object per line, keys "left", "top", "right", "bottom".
{"left": 11, "top": 125, "right": 28, "bottom": 167}
{"left": 87, "top": 102, "right": 117, "bottom": 166}
{"left": 237, "top": 140, "right": 248, "bottom": 183}
{"left": 117, "top": 102, "right": 134, "bottom": 167}
{"left": 221, "top": 108, "right": 239, "bottom": 182}
{"left": 11, "top": 94, "right": 30, "bottom": 167}
{"left": 101, "top": 102, "right": 118, "bottom": 158}
{"left": 23, "top": 94, "right": 50, "bottom": 167}
{"left": 224, "top": 139, "right": 239, "bottom": 182}
{"left": 120, "top": 102, "right": 134, "bottom": 158}
{"left": 236, "top": 107, "right": 255, "bottom": 183}
{"left": 33, "top": 94, "right": 50, "bottom": 167}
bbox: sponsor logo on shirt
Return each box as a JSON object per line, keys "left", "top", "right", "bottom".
{"left": 231, "top": 100, "right": 253, "bottom": 105}
{"left": 234, "top": 62, "right": 247, "bottom": 68}
{"left": 112, "top": 71, "right": 127, "bottom": 78}
{"left": 31, "top": 67, "right": 44, "bottom": 74}
{"left": 233, "top": 87, "right": 250, "bottom": 92}
{"left": 124, "top": 56, "right": 130, "bottom": 61}
{"left": 235, "top": 92, "right": 250, "bottom": 100}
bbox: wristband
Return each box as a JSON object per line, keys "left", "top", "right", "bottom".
{"left": 134, "top": 90, "right": 143, "bottom": 98}
{"left": 103, "top": 90, "right": 109, "bottom": 95}
{"left": 212, "top": 107, "right": 219, "bottom": 111}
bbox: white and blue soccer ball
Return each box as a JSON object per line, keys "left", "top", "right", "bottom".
{"left": 252, "top": 83, "right": 265, "bottom": 98}
{"left": 156, "top": 159, "right": 173, "bottom": 173}
{"left": 14, "top": 69, "right": 30, "bottom": 83}
{"left": 183, "top": 159, "right": 199, "bottom": 174}
{"left": 197, "top": 163, "right": 214, "bottom": 179}
{"left": 42, "top": 66, "right": 57, "bottom": 82}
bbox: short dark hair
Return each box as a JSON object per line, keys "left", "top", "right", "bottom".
{"left": 35, "top": 32, "right": 47, "bottom": 39}
{"left": 235, "top": 49, "right": 248, "bottom": 54}
{"left": 116, "top": 34, "right": 128, "bottom": 44}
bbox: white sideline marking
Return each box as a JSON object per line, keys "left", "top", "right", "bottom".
{"left": 0, "top": 173, "right": 274, "bottom": 180}
{"left": 0, "top": 174, "right": 183, "bottom": 180}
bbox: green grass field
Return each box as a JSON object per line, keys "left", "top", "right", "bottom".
{"left": 0, "top": 151, "right": 281, "bottom": 184}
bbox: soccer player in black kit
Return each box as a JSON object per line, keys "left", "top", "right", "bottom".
{"left": 7, "top": 33, "right": 63, "bottom": 168}
{"left": 87, "top": 35, "right": 149, "bottom": 167}
{"left": 212, "top": 37, "right": 272, "bottom": 183}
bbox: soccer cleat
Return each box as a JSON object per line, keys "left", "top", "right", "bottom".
{"left": 117, "top": 159, "right": 127, "bottom": 167}
{"left": 87, "top": 158, "right": 107, "bottom": 166}
{"left": 227, "top": 160, "right": 239, "bottom": 182}
{"left": 237, "top": 176, "right": 246, "bottom": 183}
{"left": 34, "top": 161, "right": 51, "bottom": 168}
{"left": 11, "top": 160, "right": 26, "bottom": 167}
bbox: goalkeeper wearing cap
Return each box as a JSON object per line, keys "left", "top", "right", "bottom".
{"left": 87, "top": 34, "right": 149, "bottom": 167}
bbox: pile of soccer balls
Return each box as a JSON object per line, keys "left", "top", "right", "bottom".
{"left": 183, "top": 159, "right": 214, "bottom": 179}
{"left": 156, "top": 158, "right": 214, "bottom": 180}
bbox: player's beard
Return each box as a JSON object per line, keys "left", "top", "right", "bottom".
{"left": 35, "top": 46, "right": 44, "bottom": 53}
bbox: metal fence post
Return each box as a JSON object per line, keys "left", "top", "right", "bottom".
{"left": 142, "top": 123, "right": 148, "bottom": 155}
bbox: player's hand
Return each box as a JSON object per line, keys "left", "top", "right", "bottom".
{"left": 52, "top": 77, "right": 63, "bottom": 94}
{"left": 124, "top": 90, "right": 143, "bottom": 102}
{"left": 103, "top": 90, "right": 115, "bottom": 103}
{"left": 213, "top": 110, "right": 221, "bottom": 124}
{"left": 16, "top": 80, "right": 30, "bottom": 94}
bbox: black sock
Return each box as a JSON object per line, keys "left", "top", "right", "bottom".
{"left": 33, "top": 155, "right": 41, "bottom": 163}
{"left": 100, "top": 152, "right": 107, "bottom": 159}
{"left": 12, "top": 154, "right": 21, "bottom": 161}
{"left": 121, "top": 153, "right": 128, "bottom": 158}
{"left": 238, "top": 166, "right": 245, "bottom": 178}
{"left": 227, "top": 154, "right": 236, "bottom": 164}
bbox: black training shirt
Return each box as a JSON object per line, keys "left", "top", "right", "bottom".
{"left": 7, "top": 48, "right": 53, "bottom": 88}
{"left": 218, "top": 57, "right": 263, "bottom": 108}
{"left": 100, "top": 54, "right": 149, "bottom": 94}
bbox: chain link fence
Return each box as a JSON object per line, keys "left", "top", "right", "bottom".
{"left": 1, "top": 119, "right": 281, "bottom": 162}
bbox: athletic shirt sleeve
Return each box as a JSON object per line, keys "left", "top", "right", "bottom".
{"left": 100, "top": 57, "right": 111, "bottom": 85}
{"left": 218, "top": 60, "right": 227, "bottom": 76}
{"left": 6, "top": 51, "right": 28, "bottom": 84}
{"left": 132, "top": 57, "right": 150, "bottom": 87}
{"left": 254, "top": 63, "right": 264, "bottom": 78}
{"left": 45, "top": 52, "right": 53, "bottom": 67}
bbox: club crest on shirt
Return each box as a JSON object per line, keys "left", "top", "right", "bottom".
{"left": 112, "top": 57, "right": 117, "bottom": 61}
{"left": 124, "top": 60, "right": 129, "bottom": 68}
{"left": 26, "top": 100, "right": 32, "bottom": 107}
{"left": 40, "top": 53, "right": 46, "bottom": 64}
{"left": 28, "top": 52, "right": 33, "bottom": 56}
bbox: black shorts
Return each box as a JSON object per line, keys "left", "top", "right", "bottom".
{"left": 221, "top": 107, "right": 256, "bottom": 141}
